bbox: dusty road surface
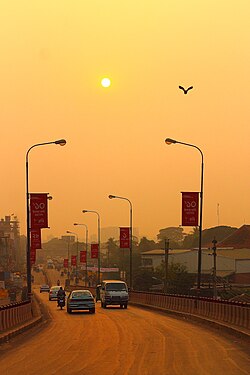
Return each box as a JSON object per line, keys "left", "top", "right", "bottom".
{"left": 0, "top": 280, "right": 249, "bottom": 374}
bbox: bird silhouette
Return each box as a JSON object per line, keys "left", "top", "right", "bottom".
{"left": 179, "top": 85, "right": 193, "bottom": 94}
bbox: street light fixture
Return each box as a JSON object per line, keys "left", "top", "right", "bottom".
{"left": 108, "top": 194, "right": 133, "bottom": 289}
{"left": 74, "top": 223, "right": 88, "bottom": 286}
{"left": 82, "top": 210, "right": 101, "bottom": 285}
{"left": 26, "top": 139, "right": 66, "bottom": 298}
{"left": 165, "top": 137, "right": 204, "bottom": 294}
{"left": 66, "top": 231, "right": 79, "bottom": 281}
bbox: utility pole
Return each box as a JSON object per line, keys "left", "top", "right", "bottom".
{"left": 212, "top": 238, "right": 217, "bottom": 299}
{"left": 164, "top": 239, "right": 170, "bottom": 294}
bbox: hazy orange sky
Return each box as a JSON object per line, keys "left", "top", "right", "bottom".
{"left": 0, "top": 1, "right": 249, "bottom": 241}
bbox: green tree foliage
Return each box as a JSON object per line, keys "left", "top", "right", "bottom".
{"left": 155, "top": 261, "right": 194, "bottom": 294}
{"left": 138, "top": 237, "right": 157, "bottom": 252}
{"left": 201, "top": 226, "right": 237, "bottom": 246}
{"left": 157, "top": 227, "right": 184, "bottom": 249}
{"left": 182, "top": 227, "right": 199, "bottom": 249}
{"left": 105, "top": 238, "right": 119, "bottom": 267}
{"left": 182, "top": 226, "right": 238, "bottom": 249}
{"left": 133, "top": 269, "right": 154, "bottom": 291}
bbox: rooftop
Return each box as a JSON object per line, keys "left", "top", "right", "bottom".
{"left": 218, "top": 225, "right": 250, "bottom": 249}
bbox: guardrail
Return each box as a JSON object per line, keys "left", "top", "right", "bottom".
{"left": 129, "top": 291, "right": 250, "bottom": 331}
{"left": 0, "top": 300, "right": 32, "bottom": 332}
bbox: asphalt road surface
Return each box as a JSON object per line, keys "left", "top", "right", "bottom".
{"left": 0, "top": 273, "right": 249, "bottom": 375}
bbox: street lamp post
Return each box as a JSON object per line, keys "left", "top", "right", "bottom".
{"left": 74, "top": 223, "right": 88, "bottom": 286}
{"left": 165, "top": 138, "right": 204, "bottom": 293}
{"left": 67, "top": 237, "right": 70, "bottom": 279}
{"left": 26, "top": 139, "right": 66, "bottom": 298}
{"left": 108, "top": 195, "right": 133, "bottom": 290}
{"left": 212, "top": 238, "right": 218, "bottom": 299}
{"left": 66, "top": 231, "right": 79, "bottom": 281}
{"left": 82, "top": 210, "right": 101, "bottom": 285}
{"left": 164, "top": 238, "right": 170, "bottom": 294}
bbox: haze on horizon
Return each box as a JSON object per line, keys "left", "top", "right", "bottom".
{"left": 0, "top": 1, "right": 249, "bottom": 241}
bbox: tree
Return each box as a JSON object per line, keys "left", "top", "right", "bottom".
{"left": 138, "top": 237, "right": 157, "bottom": 252}
{"left": 155, "top": 261, "right": 194, "bottom": 294}
{"left": 106, "top": 238, "right": 119, "bottom": 267}
{"left": 157, "top": 227, "right": 184, "bottom": 249}
{"left": 201, "top": 226, "right": 237, "bottom": 246}
{"left": 182, "top": 227, "right": 199, "bottom": 249}
{"left": 133, "top": 269, "right": 154, "bottom": 291}
{"left": 182, "top": 226, "right": 238, "bottom": 249}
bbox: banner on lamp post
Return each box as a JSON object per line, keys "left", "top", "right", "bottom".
{"left": 30, "top": 248, "right": 36, "bottom": 265}
{"left": 71, "top": 255, "right": 77, "bottom": 266}
{"left": 91, "top": 244, "right": 99, "bottom": 259}
{"left": 30, "top": 228, "right": 41, "bottom": 249}
{"left": 30, "top": 193, "right": 48, "bottom": 229}
{"left": 63, "top": 259, "right": 68, "bottom": 268}
{"left": 181, "top": 192, "right": 199, "bottom": 226}
{"left": 120, "top": 227, "right": 130, "bottom": 248}
{"left": 80, "top": 251, "right": 87, "bottom": 263}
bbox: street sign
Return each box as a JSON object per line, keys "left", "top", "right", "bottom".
{"left": 91, "top": 244, "right": 99, "bottom": 259}
{"left": 30, "top": 193, "right": 48, "bottom": 229}
{"left": 181, "top": 192, "right": 199, "bottom": 226}
{"left": 120, "top": 227, "right": 130, "bottom": 248}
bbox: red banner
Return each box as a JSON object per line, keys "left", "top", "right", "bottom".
{"left": 30, "top": 248, "right": 36, "bottom": 265}
{"left": 182, "top": 192, "right": 199, "bottom": 226}
{"left": 71, "top": 255, "right": 77, "bottom": 266}
{"left": 120, "top": 227, "right": 130, "bottom": 248}
{"left": 80, "top": 251, "right": 87, "bottom": 263}
{"left": 30, "top": 228, "right": 41, "bottom": 249}
{"left": 91, "top": 244, "right": 99, "bottom": 259}
{"left": 63, "top": 259, "right": 68, "bottom": 268}
{"left": 30, "top": 193, "right": 48, "bottom": 229}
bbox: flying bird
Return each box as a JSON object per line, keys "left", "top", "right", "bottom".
{"left": 179, "top": 85, "right": 193, "bottom": 94}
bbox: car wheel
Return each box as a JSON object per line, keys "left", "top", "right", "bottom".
{"left": 90, "top": 308, "right": 95, "bottom": 314}
{"left": 49, "top": 298, "right": 51, "bottom": 301}
{"left": 67, "top": 308, "right": 72, "bottom": 314}
{"left": 103, "top": 303, "right": 107, "bottom": 308}
{"left": 124, "top": 304, "right": 128, "bottom": 309}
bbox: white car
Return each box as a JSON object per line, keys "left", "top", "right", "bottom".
{"left": 40, "top": 284, "right": 50, "bottom": 293}
{"left": 100, "top": 280, "right": 129, "bottom": 309}
{"left": 49, "top": 286, "right": 63, "bottom": 300}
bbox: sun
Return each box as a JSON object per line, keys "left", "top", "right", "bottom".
{"left": 101, "top": 77, "right": 111, "bottom": 88}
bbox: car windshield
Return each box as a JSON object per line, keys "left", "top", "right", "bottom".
{"left": 106, "top": 283, "right": 127, "bottom": 291}
{"left": 71, "top": 291, "right": 92, "bottom": 299}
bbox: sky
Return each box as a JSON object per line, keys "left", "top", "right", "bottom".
{"left": 0, "top": 1, "right": 249, "bottom": 242}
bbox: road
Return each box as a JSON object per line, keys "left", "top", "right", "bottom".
{"left": 0, "top": 271, "right": 249, "bottom": 375}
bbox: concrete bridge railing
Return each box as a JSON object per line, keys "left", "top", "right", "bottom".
{"left": 0, "top": 300, "right": 32, "bottom": 333}
{"left": 1, "top": 287, "right": 249, "bottom": 335}
{"left": 129, "top": 291, "right": 250, "bottom": 331}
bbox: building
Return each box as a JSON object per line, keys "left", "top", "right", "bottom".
{"left": 141, "top": 249, "right": 235, "bottom": 278}
{"left": 0, "top": 215, "right": 21, "bottom": 272}
{"left": 216, "top": 225, "right": 250, "bottom": 283}
{"left": 141, "top": 225, "right": 250, "bottom": 285}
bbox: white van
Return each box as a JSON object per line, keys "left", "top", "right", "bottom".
{"left": 100, "top": 280, "right": 129, "bottom": 309}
